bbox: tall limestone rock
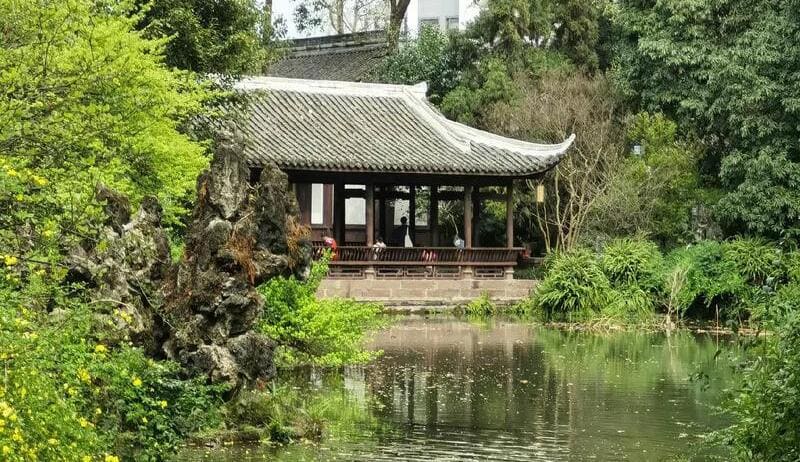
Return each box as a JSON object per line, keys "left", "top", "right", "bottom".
{"left": 72, "top": 124, "right": 311, "bottom": 392}
{"left": 162, "top": 124, "right": 310, "bottom": 391}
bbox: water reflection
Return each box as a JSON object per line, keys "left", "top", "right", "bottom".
{"left": 180, "top": 316, "right": 737, "bottom": 461}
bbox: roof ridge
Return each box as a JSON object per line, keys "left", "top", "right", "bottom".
{"left": 236, "top": 76, "right": 427, "bottom": 99}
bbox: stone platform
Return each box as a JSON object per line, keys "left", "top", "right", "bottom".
{"left": 317, "top": 277, "right": 537, "bottom": 306}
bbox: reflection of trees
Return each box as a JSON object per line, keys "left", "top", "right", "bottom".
{"left": 354, "top": 320, "right": 737, "bottom": 458}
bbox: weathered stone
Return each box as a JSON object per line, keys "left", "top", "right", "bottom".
{"left": 66, "top": 191, "right": 171, "bottom": 353}
{"left": 69, "top": 123, "right": 309, "bottom": 392}
{"left": 182, "top": 345, "right": 240, "bottom": 389}
{"left": 227, "top": 332, "right": 276, "bottom": 384}
{"left": 162, "top": 124, "right": 310, "bottom": 390}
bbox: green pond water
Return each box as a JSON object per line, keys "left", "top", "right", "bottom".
{"left": 180, "top": 315, "right": 740, "bottom": 461}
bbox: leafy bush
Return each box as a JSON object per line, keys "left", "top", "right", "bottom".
{"left": 463, "top": 292, "right": 499, "bottom": 316}
{"left": 0, "top": 284, "right": 224, "bottom": 462}
{"left": 665, "top": 241, "right": 748, "bottom": 320}
{"left": 600, "top": 238, "right": 664, "bottom": 293}
{"left": 532, "top": 248, "right": 614, "bottom": 320}
{"left": 258, "top": 257, "right": 384, "bottom": 366}
{"left": 723, "top": 237, "right": 784, "bottom": 286}
{"left": 722, "top": 311, "right": 800, "bottom": 460}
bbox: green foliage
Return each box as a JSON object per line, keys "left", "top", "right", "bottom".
{"left": 258, "top": 257, "right": 384, "bottom": 366}
{"left": 665, "top": 241, "right": 747, "bottom": 320}
{"left": 138, "top": 0, "right": 274, "bottom": 75}
{"left": 463, "top": 292, "right": 499, "bottom": 317}
{"left": 600, "top": 238, "right": 664, "bottom": 293}
{"left": 440, "top": 57, "right": 516, "bottom": 126}
{"left": 552, "top": 0, "right": 600, "bottom": 72}
{"left": 0, "top": 0, "right": 213, "bottom": 233}
{"left": 376, "top": 26, "right": 474, "bottom": 104}
{"left": 0, "top": 284, "right": 224, "bottom": 462}
{"left": 588, "top": 112, "right": 701, "bottom": 247}
{"left": 532, "top": 248, "right": 613, "bottom": 320}
{"left": 722, "top": 311, "right": 800, "bottom": 461}
{"left": 614, "top": 0, "right": 800, "bottom": 238}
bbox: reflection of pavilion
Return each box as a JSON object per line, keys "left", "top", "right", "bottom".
{"left": 235, "top": 77, "right": 574, "bottom": 302}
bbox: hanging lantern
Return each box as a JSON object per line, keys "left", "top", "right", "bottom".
{"left": 536, "top": 184, "right": 545, "bottom": 203}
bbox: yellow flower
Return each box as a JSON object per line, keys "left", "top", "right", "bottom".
{"left": 77, "top": 368, "right": 91, "bottom": 384}
{"left": 79, "top": 417, "right": 91, "bottom": 428}
{"left": 141, "top": 416, "right": 148, "bottom": 424}
{"left": 105, "top": 455, "right": 120, "bottom": 462}
{"left": 2, "top": 446, "right": 10, "bottom": 455}
{"left": 15, "top": 193, "right": 23, "bottom": 202}
{"left": 94, "top": 344, "right": 107, "bottom": 354}
{"left": 32, "top": 176, "right": 47, "bottom": 186}
{"left": 159, "top": 400, "right": 168, "bottom": 409}
{"left": 3, "top": 255, "right": 18, "bottom": 267}
{"left": 47, "top": 438, "right": 58, "bottom": 446}
{"left": 6, "top": 168, "right": 17, "bottom": 177}
{"left": 94, "top": 408, "right": 102, "bottom": 416}
{"left": 82, "top": 456, "right": 92, "bottom": 462}
{"left": 131, "top": 376, "right": 142, "bottom": 388}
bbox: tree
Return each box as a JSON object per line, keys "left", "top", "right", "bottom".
{"left": 137, "top": 0, "right": 270, "bottom": 75}
{"left": 0, "top": 0, "right": 212, "bottom": 257}
{"left": 614, "top": 0, "right": 800, "bottom": 239}
{"left": 386, "top": 0, "right": 411, "bottom": 48}
{"left": 587, "top": 113, "right": 701, "bottom": 248}
{"left": 552, "top": 0, "right": 600, "bottom": 73}
{"left": 293, "top": 0, "right": 386, "bottom": 35}
{"left": 484, "top": 71, "right": 623, "bottom": 251}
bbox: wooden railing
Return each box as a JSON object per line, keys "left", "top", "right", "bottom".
{"left": 313, "top": 245, "right": 524, "bottom": 267}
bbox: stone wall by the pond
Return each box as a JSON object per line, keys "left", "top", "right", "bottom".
{"left": 317, "top": 277, "right": 537, "bottom": 306}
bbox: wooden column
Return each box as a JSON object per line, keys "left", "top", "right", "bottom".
{"left": 378, "top": 185, "right": 387, "bottom": 242}
{"left": 430, "top": 186, "right": 439, "bottom": 246}
{"left": 472, "top": 187, "right": 481, "bottom": 248}
{"left": 365, "top": 183, "right": 375, "bottom": 246}
{"left": 333, "top": 182, "right": 346, "bottom": 244}
{"left": 294, "top": 183, "right": 312, "bottom": 226}
{"left": 409, "top": 184, "right": 417, "bottom": 243}
{"left": 506, "top": 182, "right": 514, "bottom": 248}
{"left": 464, "top": 185, "right": 473, "bottom": 248}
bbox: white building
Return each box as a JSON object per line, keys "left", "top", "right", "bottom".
{"left": 272, "top": 0, "right": 485, "bottom": 39}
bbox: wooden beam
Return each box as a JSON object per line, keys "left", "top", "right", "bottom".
{"left": 365, "top": 183, "right": 375, "bottom": 246}
{"left": 354, "top": 189, "right": 505, "bottom": 202}
{"left": 285, "top": 170, "right": 540, "bottom": 188}
{"left": 333, "top": 182, "right": 345, "bottom": 244}
{"left": 506, "top": 183, "right": 514, "bottom": 248}
{"left": 430, "top": 186, "right": 439, "bottom": 246}
{"left": 464, "top": 185, "right": 473, "bottom": 248}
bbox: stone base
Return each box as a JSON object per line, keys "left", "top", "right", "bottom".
{"left": 317, "top": 277, "right": 537, "bottom": 306}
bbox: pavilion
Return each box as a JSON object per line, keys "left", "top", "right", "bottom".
{"left": 233, "top": 76, "right": 575, "bottom": 302}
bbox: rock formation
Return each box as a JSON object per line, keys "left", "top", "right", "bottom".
{"left": 71, "top": 124, "right": 310, "bottom": 392}
{"left": 161, "top": 124, "right": 310, "bottom": 391}
{"left": 66, "top": 186, "right": 171, "bottom": 353}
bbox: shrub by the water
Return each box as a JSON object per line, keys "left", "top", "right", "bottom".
{"left": 257, "top": 256, "right": 384, "bottom": 367}
{"left": 722, "top": 311, "right": 800, "bottom": 460}
{"left": 600, "top": 238, "right": 664, "bottom": 293}
{"left": 532, "top": 248, "right": 613, "bottom": 320}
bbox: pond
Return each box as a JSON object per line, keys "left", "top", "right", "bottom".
{"left": 180, "top": 315, "right": 739, "bottom": 461}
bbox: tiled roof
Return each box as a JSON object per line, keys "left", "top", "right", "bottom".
{"left": 267, "top": 31, "right": 387, "bottom": 82}
{"left": 232, "top": 77, "right": 575, "bottom": 178}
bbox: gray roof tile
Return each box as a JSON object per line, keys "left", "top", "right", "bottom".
{"left": 232, "top": 77, "right": 575, "bottom": 178}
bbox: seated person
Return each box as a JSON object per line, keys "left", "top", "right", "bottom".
{"left": 322, "top": 228, "right": 338, "bottom": 260}
{"left": 372, "top": 236, "right": 386, "bottom": 260}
